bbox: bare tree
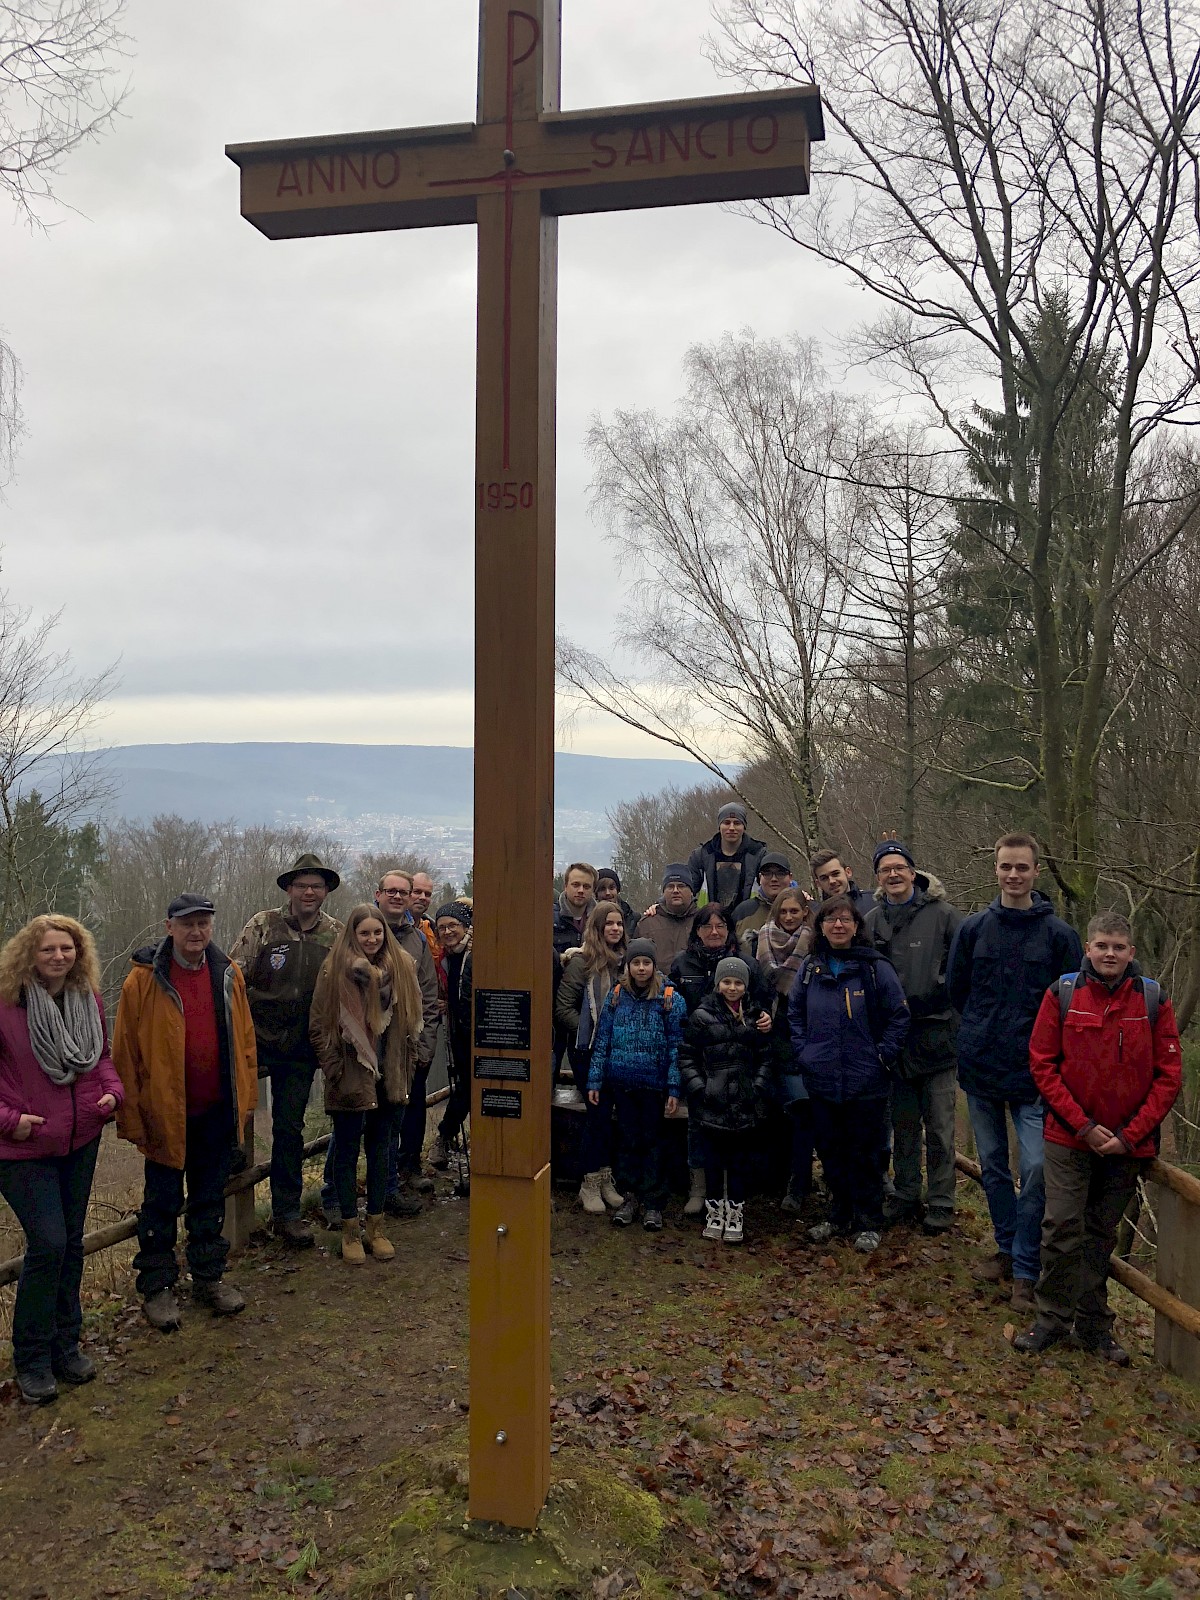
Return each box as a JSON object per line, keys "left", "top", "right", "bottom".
{"left": 0, "top": 0, "right": 129, "bottom": 480}
{"left": 713, "top": 0, "right": 1200, "bottom": 911}
{"left": 0, "top": 586, "right": 113, "bottom": 934}
{"left": 558, "top": 331, "right": 867, "bottom": 857}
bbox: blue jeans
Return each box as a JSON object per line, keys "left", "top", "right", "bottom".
{"left": 330, "top": 1104, "right": 396, "bottom": 1218}
{"left": 966, "top": 1093, "right": 1045, "bottom": 1282}
{"left": 0, "top": 1136, "right": 101, "bottom": 1376}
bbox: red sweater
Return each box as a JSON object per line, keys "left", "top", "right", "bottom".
{"left": 171, "top": 959, "right": 223, "bottom": 1115}
{"left": 1028, "top": 968, "right": 1182, "bottom": 1156}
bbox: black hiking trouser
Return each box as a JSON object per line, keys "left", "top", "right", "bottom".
{"left": 612, "top": 1086, "right": 668, "bottom": 1210}
{"left": 133, "top": 1103, "right": 233, "bottom": 1297}
{"left": 810, "top": 1094, "right": 889, "bottom": 1234}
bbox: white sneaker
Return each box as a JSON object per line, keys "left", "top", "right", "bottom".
{"left": 597, "top": 1167, "right": 624, "bottom": 1209}
{"left": 853, "top": 1230, "right": 881, "bottom": 1253}
{"left": 578, "top": 1171, "right": 606, "bottom": 1216}
{"left": 702, "top": 1198, "right": 725, "bottom": 1240}
{"left": 723, "top": 1200, "right": 744, "bottom": 1244}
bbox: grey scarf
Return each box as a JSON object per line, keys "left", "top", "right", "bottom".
{"left": 25, "top": 982, "right": 104, "bottom": 1086}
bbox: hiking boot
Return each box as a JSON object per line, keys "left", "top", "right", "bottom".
{"left": 780, "top": 1186, "right": 809, "bottom": 1217}
{"left": 193, "top": 1279, "right": 246, "bottom": 1316}
{"left": 1075, "top": 1330, "right": 1131, "bottom": 1367}
{"left": 1013, "top": 1322, "right": 1068, "bottom": 1355}
{"left": 429, "top": 1133, "right": 450, "bottom": 1171}
{"left": 642, "top": 1208, "right": 664, "bottom": 1232}
{"left": 808, "top": 1221, "right": 837, "bottom": 1245}
{"left": 578, "top": 1171, "right": 607, "bottom": 1216}
{"left": 1011, "top": 1277, "right": 1036, "bottom": 1313}
{"left": 16, "top": 1369, "right": 57, "bottom": 1405}
{"left": 723, "top": 1201, "right": 745, "bottom": 1245}
{"left": 597, "top": 1167, "right": 624, "bottom": 1209}
{"left": 971, "top": 1251, "right": 1013, "bottom": 1283}
{"left": 401, "top": 1167, "right": 436, "bottom": 1195}
{"left": 275, "top": 1216, "right": 314, "bottom": 1249}
{"left": 143, "top": 1288, "right": 182, "bottom": 1332}
{"left": 364, "top": 1214, "right": 396, "bottom": 1260}
{"left": 383, "top": 1191, "right": 422, "bottom": 1218}
{"left": 611, "top": 1198, "right": 638, "bottom": 1228}
{"left": 883, "top": 1196, "right": 921, "bottom": 1228}
{"left": 319, "top": 1202, "right": 342, "bottom": 1229}
{"left": 52, "top": 1348, "right": 96, "bottom": 1385}
{"left": 922, "top": 1214, "right": 954, "bottom": 1236}
{"left": 341, "top": 1219, "right": 366, "bottom": 1264}
{"left": 703, "top": 1198, "right": 726, "bottom": 1240}
{"left": 853, "top": 1230, "right": 881, "bottom": 1254}
{"left": 683, "top": 1168, "right": 707, "bottom": 1218}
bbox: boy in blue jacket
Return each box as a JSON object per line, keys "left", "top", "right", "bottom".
{"left": 588, "top": 939, "right": 686, "bottom": 1233}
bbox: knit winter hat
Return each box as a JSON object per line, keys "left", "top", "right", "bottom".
{"left": 596, "top": 868, "right": 621, "bottom": 891}
{"left": 625, "top": 938, "right": 658, "bottom": 966}
{"left": 714, "top": 956, "right": 749, "bottom": 987}
{"left": 661, "top": 863, "right": 691, "bottom": 889}
{"left": 717, "top": 801, "right": 748, "bottom": 825}
{"left": 872, "top": 840, "right": 917, "bottom": 873}
{"left": 433, "top": 900, "right": 473, "bottom": 927}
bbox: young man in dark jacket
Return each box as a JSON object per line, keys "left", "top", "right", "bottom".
{"left": 810, "top": 849, "right": 875, "bottom": 918}
{"left": 864, "top": 842, "right": 964, "bottom": 1235}
{"left": 1015, "top": 911, "right": 1181, "bottom": 1364}
{"left": 685, "top": 802, "right": 766, "bottom": 910}
{"left": 947, "top": 833, "right": 1082, "bottom": 1312}
{"left": 732, "top": 851, "right": 797, "bottom": 953}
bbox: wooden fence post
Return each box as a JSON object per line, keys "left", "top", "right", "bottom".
{"left": 223, "top": 1113, "right": 258, "bottom": 1254}
{"left": 1148, "top": 1168, "right": 1200, "bottom": 1383}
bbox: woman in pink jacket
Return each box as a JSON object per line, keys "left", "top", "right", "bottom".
{"left": 0, "top": 915, "right": 123, "bottom": 1403}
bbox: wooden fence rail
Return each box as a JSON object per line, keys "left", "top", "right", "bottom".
{"left": 0, "top": 1086, "right": 450, "bottom": 1291}
{"left": 955, "top": 1148, "right": 1200, "bottom": 1378}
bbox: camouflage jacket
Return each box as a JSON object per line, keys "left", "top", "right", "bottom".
{"left": 229, "top": 907, "right": 343, "bottom": 1070}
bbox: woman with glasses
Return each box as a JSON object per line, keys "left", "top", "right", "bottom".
{"left": 787, "top": 895, "right": 909, "bottom": 1254}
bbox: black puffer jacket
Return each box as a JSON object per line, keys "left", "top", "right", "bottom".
{"left": 679, "top": 997, "right": 773, "bottom": 1133}
{"left": 686, "top": 832, "right": 767, "bottom": 910}
{"left": 669, "top": 943, "right": 774, "bottom": 1017}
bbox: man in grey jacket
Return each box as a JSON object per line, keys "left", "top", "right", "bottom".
{"left": 864, "top": 842, "right": 964, "bottom": 1235}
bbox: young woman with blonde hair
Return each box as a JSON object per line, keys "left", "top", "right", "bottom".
{"left": 555, "top": 900, "right": 628, "bottom": 1214}
{"left": 0, "top": 915, "right": 123, "bottom": 1403}
{"left": 309, "top": 906, "right": 422, "bottom": 1264}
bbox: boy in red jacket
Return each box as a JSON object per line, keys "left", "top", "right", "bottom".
{"left": 1015, "top": 912, "right": 1181, "bottom": 1364}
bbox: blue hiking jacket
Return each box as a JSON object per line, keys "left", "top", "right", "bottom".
{"left": 947, "top": 892, "right": 1083, "bottom": 1102}
{"left": 588, "top": 976, "right": 686, "bottom": 1096}
{"left": 787, "top": 947, "right": 910, "bottom": 1103}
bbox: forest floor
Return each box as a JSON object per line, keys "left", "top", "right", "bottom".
{"left": 0, "top": 1155, "right": 1198, "bottom": 1600}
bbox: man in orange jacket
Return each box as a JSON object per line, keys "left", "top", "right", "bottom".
{"left": 1016, "top": 910, "right": 1181, "bottom": 1364}
{"left": 113, "top": 894, "right": 258, "bottom": 1333}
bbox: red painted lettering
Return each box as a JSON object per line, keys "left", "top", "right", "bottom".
{"left": 371, "top": 149, "right": 400, "bottom": 189}
{"left": 340, "top": 152, "right": 368, "bottom": 191}
{"left": 746, "top": 114, "right": 780, "bottom": 155}
{"left": 625, "top": 127, "right": 654, "bottom": 166}
{"left": 659, "top": 123, "right": 691, "bottom": 163}
{"left": 591, "top": 130, "right": 617, "bottom": 169}
{"left": 695, "top": 121, "right": 718, "bottom": 160}
{"left": 276, "top": 161, "right": 303, "bottom": 197}
{"left": 308, "top": 155, "right": 336, "bottom": 195}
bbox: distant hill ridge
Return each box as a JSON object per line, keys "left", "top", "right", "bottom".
{"left": 84, "top": 742, "right": 697, "bottom": 829}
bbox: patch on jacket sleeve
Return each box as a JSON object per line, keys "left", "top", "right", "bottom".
{"left": 269, "top": 948, "right": 289, "bottom": 971}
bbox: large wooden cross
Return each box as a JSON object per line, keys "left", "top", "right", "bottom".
{"left": 228, "top": 1, "right": 822, "bottom": 1530}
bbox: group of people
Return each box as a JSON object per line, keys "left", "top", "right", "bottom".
{"left": 0, "top": 856, "right": 475, "bottom": 1403}
{"left": 0, "top": 804, "right": 1183, "bottom": 1405}
{"left": 551, "top": 803, "right": 1183, "bottom": 1366}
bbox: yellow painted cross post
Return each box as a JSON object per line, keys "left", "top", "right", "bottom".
{"left": 227, "top": 1, "right": 822, "bottom": 1530}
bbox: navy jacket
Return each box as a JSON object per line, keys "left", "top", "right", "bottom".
{"left": 787, "top": 946, "right": 910, "bottom": 1103}
{"left": 947, "top": 893, "right": 1082, "bottom": 1102}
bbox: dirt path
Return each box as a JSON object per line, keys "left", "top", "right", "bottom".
{"left": 0, "top": 1183, "right": 1197, "bottom": 1600}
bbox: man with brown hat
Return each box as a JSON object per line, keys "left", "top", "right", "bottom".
{"left": 230, "top": 854, "right": 342, "bottom": 1247}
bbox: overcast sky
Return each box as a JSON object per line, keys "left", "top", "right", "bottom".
{"left": 1, "top": 1, "right": 857, "bottom": 760}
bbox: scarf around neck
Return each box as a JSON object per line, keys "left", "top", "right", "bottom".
{"left": 25, "top": 981, "right": 104, "bottom": 1086}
